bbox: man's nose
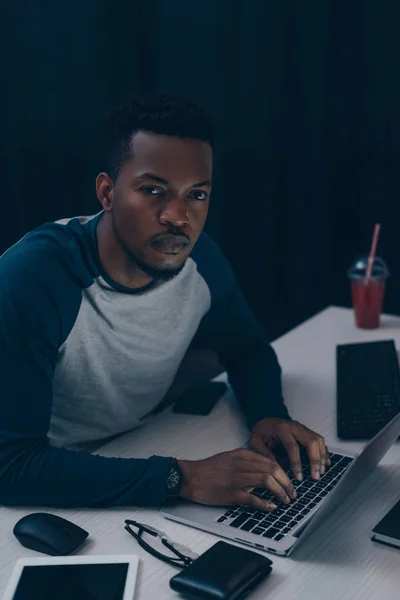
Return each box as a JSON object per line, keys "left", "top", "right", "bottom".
{"left": 159, "top": 196, "right": 189, "bottom": 228}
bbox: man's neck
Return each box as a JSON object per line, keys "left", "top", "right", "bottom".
{"left": 96, "top": 213, "right": 153, "bottom": 289}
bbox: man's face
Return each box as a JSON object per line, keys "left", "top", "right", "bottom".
{"left": 106, "top": 131, "right": 212, "bottom": 280}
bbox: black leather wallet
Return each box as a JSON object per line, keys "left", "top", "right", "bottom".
{"left": 169, "top": 540, "right": 273, "bottom": 600}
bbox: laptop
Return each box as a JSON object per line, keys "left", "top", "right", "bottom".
{"left": 162, "top": 412, "right": 400, "bottom": 556}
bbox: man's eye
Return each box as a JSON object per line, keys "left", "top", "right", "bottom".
{"left": 140, "top": 186, "right": 163, "bottom": 196}
{"left": 189, "top": 190, "right": 208, "bottom": 202}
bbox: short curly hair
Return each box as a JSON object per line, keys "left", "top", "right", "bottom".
{"left": 102, "top": 92, "right": 216, "bottom": 180}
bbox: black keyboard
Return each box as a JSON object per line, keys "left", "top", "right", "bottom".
{"left": 215, "top": 452, "right": 353, "bottom": 542}
{"left": 337, "top": 340, "right": 400, "bottom": 439}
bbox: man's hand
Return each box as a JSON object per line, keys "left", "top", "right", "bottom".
{"left": 178, "top": 448, "right": 297, "bottom": 511}
{"left": 248, "top": 418, "right": 331, "bottom": 481}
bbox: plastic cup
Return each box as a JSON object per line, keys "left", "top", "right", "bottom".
{"left": 347, "top": 256, "right": 389, "bottom": 329}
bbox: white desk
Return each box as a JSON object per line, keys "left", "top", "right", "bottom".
{"left": 1, "top": 306, "right": 400, "bottom": 599}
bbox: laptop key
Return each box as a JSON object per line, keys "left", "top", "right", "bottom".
{"left": 275, "top": 534, "right": 284, "bottom": 541}
{"left": 279, "top": 516, "right": 292, "bottom": 523}
{"left": 274, "top": 521, "right": 286, "bottom": 529}
{"left": 314, "top": 482, "right": 325, "bottom": 490}
{"left": 286, "top": 509, "right": 298, "bottom": 517}
{"left": 302, "top": 481, "right": 314, "bottom": 489}
{"left": 253, "top": 511, "right": 265, "bottom": 520}
{"left": 319, "top": 490, "right": 328, "bottom": 497}
{"left": 260, "top": 518, "right": 276, "bottom": 528}
{"left": 217, "top": 517, "right": 226, "bottom": 522}
{"left": 296, "top": 499, "right": 308, "bottom": 507}
{"left": 329, "top": 454, "right": 343, "bottom": 465}
{"left": 330, "top": 468, "right": 342, "bottom": 476}
{"left": 314, "top": 496, "right": 323, "bottom": 503}
{"left": 294, "top": 515, "right": 303, "bottom": 522}
{"left": 240, "top": 519, "right": 259, "bottom": 532}
{"left": 229, "top": 513, "right": 251, "bottom": 528}
{"left": 262, "top": 490, "right": 274, "bottom": 498}
{"left": 301, "top": 508, "right": 311, "bottom": 515}
{"left": 303, "top": 493, "right": 317, "bottom": 501}
{"left": 262, "top": 513, "right": 277, "bottom": 521}
{"left": 297, "top": 484, "right": 310, "bottom": 493}
{"left": 272, "top": 509, "right": 284, "bottom": 516}
{"left": 308, "top": 502, "right": 317, "bottom": 508}
{"left": 283, "top": 527, "right": 291, "bottom": 534}
{"left": 252, "top": 527, "right": 265, "bottom": 535}
{"left": 263, "top": 527, "right": 279, "bottom": 538}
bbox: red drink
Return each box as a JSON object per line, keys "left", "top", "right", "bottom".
{"left": 351, "top": 279, "right": 385, "bottom": 329}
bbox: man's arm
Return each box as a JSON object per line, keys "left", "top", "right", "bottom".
{"left": 190, "top": 234, "right": 330, "bottom": 483}
{"left": 0, "top": 246, "right": 171, "bottom": 508}
{"left": 191, "top": 234, "right": 290, "bottom": 429}
{"left": 201, "top": 289, "right": 290, "bottom": 429}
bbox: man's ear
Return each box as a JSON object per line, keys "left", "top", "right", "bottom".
{"left": 96, "top": 172, "right": 114, "bottom": 212}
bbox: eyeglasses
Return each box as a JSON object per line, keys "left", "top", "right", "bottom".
{"left": 124, "top": 519, "right": 199, "bottom": 568}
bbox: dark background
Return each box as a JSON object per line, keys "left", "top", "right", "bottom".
{"left": 2, "top": 0, "right": 400, "bottom": 339}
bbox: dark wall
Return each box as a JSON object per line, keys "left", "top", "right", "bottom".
{"left": 2, "top": 1, "right": 400, "bottom": 339}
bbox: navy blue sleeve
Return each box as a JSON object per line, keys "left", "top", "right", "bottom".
{"left": 192, "top": 233, "right": 291, "bottom": 429}
{"left": 0, "top": 230, "right": 171, "bottom": 508}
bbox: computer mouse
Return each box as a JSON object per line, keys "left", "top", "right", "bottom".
{"left": 13, "top": 512, "right": 89, "bottom": 556}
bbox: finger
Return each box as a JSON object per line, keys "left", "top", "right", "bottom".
{"left": 278, "top": 432, "right": 303, "bottom": 481}
{"left": 234, "top": 449, "right": 297, "bottom": 497}
{"left": 262, "top": 465, "right": 297, "bottom": 502}
{"left": 236, "top": 468, "right": 295, "bottom": 504}
{"left": 294, "top": 425, "right": 325, "bottom": 480}
{"left": 325, "top": 446, "right": 331, "bottom": 467}
{"left": 247, "top": 436, "right": 276, "bottom": 460}
{"left": 236, "top": 490, "right": 278, "bottom": 512}
{"left": 318, "top": 437, "right": 327, "bottom": 475}
{"left": 303, "top": 439, "right": 322, "bottom": 479}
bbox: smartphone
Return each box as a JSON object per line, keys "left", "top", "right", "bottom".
{"left": 172, "top": 381, "right": 227, "bottom": 415}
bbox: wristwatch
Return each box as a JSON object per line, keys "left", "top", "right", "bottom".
{"left": 166, "top": 459, "right": 183, "bottom": 499}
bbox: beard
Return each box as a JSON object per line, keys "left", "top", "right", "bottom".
{"left": 112, "top": 215, "right": 186, "bottom": 282}
{"left": 131, "top": 254, "right": 185, "bottom": 281}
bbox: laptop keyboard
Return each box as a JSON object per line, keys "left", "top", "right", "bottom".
{"left": 215, "top": 452, "right": 353, "bottom": 542}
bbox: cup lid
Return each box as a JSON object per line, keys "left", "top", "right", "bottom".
{"left": 347, "top": 256, "right": 389, "bottom": 280}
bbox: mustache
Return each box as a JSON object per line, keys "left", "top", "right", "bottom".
{"left": 148, "top": 231, "right": 190, "bottom": 245}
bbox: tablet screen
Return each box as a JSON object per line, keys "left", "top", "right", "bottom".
{"left": 11, "top": 562, "right": 129, "bottom": 600}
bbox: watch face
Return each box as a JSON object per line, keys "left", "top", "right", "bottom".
{"left": 167, "top": 468, "right": 180, "bottom": 490}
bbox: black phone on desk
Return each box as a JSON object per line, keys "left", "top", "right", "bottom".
{"left": 173, "top": 381, "right": 227, "bottom": 415}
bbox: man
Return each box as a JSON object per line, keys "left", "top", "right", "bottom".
{"left": 0, "top": 93, "right": 329, "bottom": 510}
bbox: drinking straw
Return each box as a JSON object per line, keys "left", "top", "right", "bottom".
{"left": 364, "top": 223, "right": 381, "bottom": 284}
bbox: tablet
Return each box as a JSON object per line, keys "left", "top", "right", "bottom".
{"left": 2, "top": 554, "right": 139, "bottom": 600}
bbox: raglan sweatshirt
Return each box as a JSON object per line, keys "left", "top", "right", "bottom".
{"left": 0, "top": 212, "right": 290, "bottom": 507}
